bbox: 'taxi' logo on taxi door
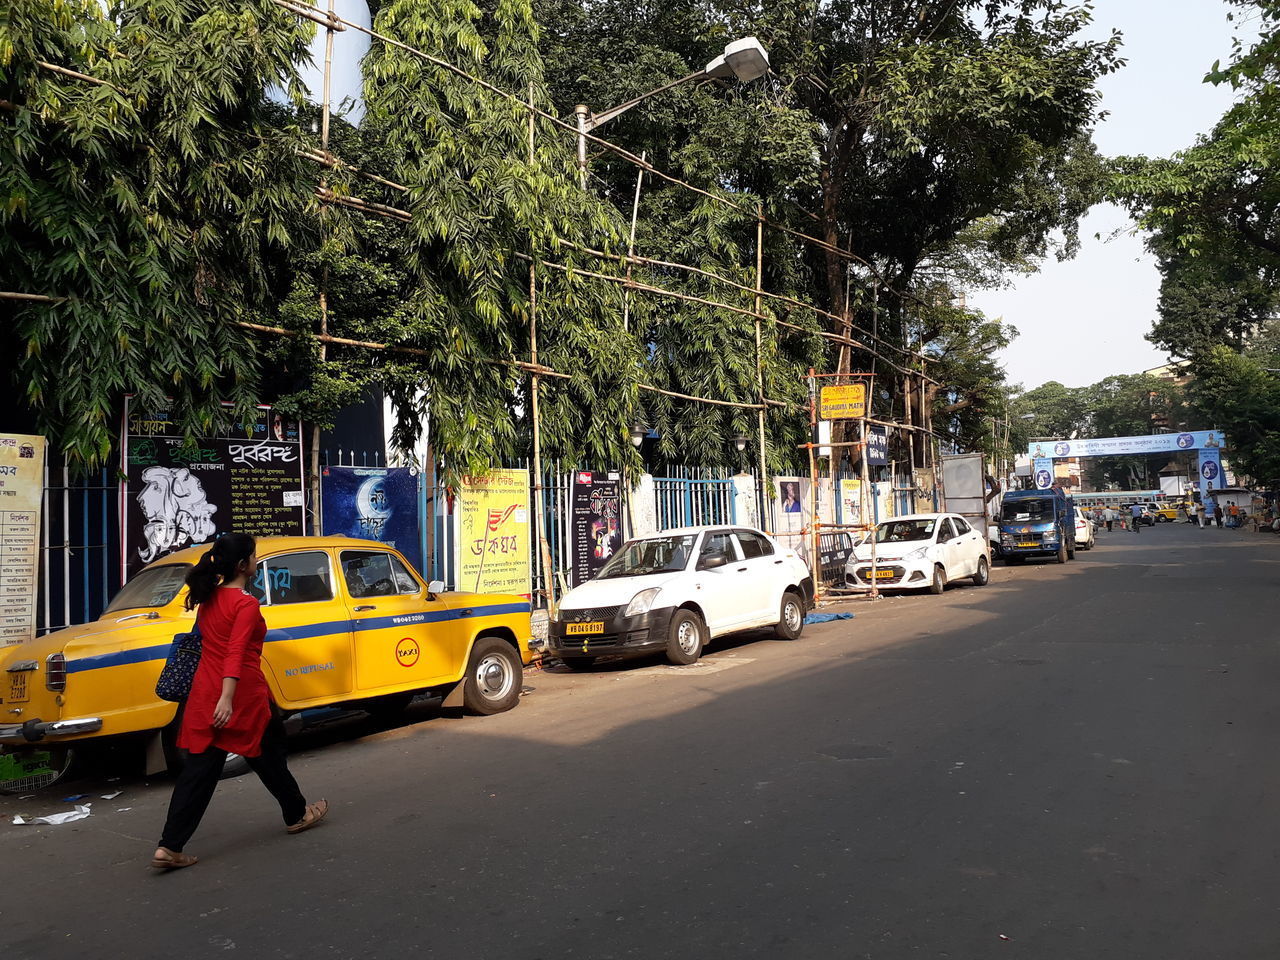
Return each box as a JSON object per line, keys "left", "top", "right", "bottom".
{"left": 396, "top": 637, "right": 420, "bottom": 668}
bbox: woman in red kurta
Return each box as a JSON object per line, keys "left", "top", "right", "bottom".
{"left": 152, "top": 534, "right": 328, "bottom": 870}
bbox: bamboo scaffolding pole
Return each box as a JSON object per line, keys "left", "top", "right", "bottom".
{"left": 309, "top": 0, "right": 337, "bottom": 536}
{"left": 621, "top": 152, "right": 645, "bottom": 334}
{"left": 753, "top": 205, "right": 769, "bottom": 527}
{"left": 314, "top": 187, "right": 412, "bottom": 222}
{"left": 35, "top": 60, "right": 124, "bottom": 92}
{"left": 0, "top": 291, "right": 63, "bottom": 303}
{"left": 528, "top": 84, "right": 556, "bottom": 615}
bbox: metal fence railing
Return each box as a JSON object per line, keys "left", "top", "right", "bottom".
{"left": 654, "top": 469, "right": 738, "bottom": 530}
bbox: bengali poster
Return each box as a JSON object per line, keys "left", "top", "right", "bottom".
{"left": 570, "top": 471, "right": 622, "bottom": 587}
{"left": 0, "top": 434, "right": 45, "bottom": 645}
{"left": 322, "top": 466, "right": 422, "bottom": 573}
{"left": 121, "top": 400, "right": 305, "bottom": 578}
{"left": 455, "top": 469, "right": 530, "bottom": 598}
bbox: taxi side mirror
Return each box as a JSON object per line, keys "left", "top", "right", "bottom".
{"left": 427, "top": 579, "right": 445, "bottom": 598}
{"left": 698, "top": 553, "right": 729, "bottom": 571}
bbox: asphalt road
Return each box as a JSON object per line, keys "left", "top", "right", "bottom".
{"left": 3, "top": 522, "right": 1279, "bottom": 959}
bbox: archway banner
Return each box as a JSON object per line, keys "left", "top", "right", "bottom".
{"left": 1028, "top": 430, "right": 1224, "bottom": 459}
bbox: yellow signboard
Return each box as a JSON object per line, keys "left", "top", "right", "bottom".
{"left": 456, "top": 469, "right": 531, "bottom": 598}
{"left": 0, "top": 434, "right": 45, "bottom": 645}
{"left": 819, "top": 383, "right": 867, "bottom": 420}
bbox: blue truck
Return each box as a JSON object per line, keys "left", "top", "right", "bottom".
{"left": 997, "top": 488, "right": 1076, "bottom": 564}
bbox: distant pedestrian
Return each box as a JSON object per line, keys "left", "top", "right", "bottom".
{"left": 152, "top": 533, "right": 328, "bottom": 871}
{"left": 1196, "top": 501, "right": 1206, "bottom": 528}
{"left": 1214, "top": 502, "right": 1224, "bottom": 528}
{"left": 1130, "top": 502, "right": 1143, "bottom": 533}
{"left": 1102, "top": 507, "right": 1115, "bottom": 532}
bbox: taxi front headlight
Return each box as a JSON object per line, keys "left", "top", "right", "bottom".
{"left": 904, "top": 546, "right": 930, "bottom": 561}
{"left": 625, "top": 587, "right": 662, "bottom": 617}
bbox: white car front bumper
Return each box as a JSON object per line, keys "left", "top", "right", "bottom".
{"left": 843, "top": 556, "right": 934, "bottom": 590}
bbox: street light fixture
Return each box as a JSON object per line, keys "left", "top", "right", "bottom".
{"left": 629, "top": 424, "right": 648, "bottom": 448}
{"left": 574, "top": 37, "right": 770, "bottom": 187}
{"left": 733, "top": 435, "right": 749, "bottom": 453}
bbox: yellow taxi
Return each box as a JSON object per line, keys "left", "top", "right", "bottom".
{"left": 0, "top": 536, "right": 533, "bottom": 789}
{"left": 1142, "top": 501, "right": 1180, "bottom": 522}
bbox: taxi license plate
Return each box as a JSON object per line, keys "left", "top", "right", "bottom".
{"left": 871, "top": 569, "right": 896, "bottom": 579}
{"left": 1017, "top": 541, "right": 1038, "bottom": 547}
{"left": 9, "top": 672, "right": 29, "bottom": 703}
{"left": 565, "top": 622, "right": 604, "bottom": 636}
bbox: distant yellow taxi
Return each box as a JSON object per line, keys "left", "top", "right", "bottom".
{"left": 0, "top": 536, "right": 532, "bottom": 789}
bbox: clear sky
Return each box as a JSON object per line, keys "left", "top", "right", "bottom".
{"left": 967, "top": 0, "right": 1248, "bottom": 391}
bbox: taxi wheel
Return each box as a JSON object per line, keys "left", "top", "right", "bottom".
{"left": 666, "top": 609, "right": 705, "bottom": 665}
{"left": 929, "top": 565, "right": 946, "bottom": 595}
{"left": 462, "top": 637, "right": 523, "bottom": 715}
{"left": 774, "top": 591, "right": 805, "bottom": 640}
{"left": 971, "top": 556, "right": 990, "bottom": 586}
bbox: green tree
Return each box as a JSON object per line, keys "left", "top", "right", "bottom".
{"left": 0, "top": 0, "right": 315, "bottom": 466}
{"left": 360, "top": 0, "right": 646, "bottom": 483}
{"left": 537, "top": 0, "right": 1121, "bottom": 464}
{"left": 1109, "top": 0, "right": 1279, "bottom": 480}
{"left": 1190, "top": 347, "right": 1280, "bottom": 485}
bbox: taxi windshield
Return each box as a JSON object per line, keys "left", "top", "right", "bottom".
{"left": 596, "top": 535, "right": 696, "bottom": 579}
{"left": 104, "top": 564, "right": 191, "bottom": 613}
{"left": 872, "top": 519, "right": 936, "bottom": 543}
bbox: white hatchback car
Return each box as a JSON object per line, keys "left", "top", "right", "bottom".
{"left": 844, "top": 513, "right": 990, "bottom": 594}
{"left": 546, "top": 526, "right": 814, "bottom": 668}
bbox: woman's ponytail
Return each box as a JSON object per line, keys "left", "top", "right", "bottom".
{"left": 184, "top": 532, "right": 257, "bottom": 609}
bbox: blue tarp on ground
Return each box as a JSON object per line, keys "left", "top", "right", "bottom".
{"left": 804, "top": 612, "right": 855, "bottom": 624}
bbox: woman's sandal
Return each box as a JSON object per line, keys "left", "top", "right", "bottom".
{"left": 150, "top": 848, "right": 198, "bottom": 870}
{"left": 286, "top": 798, "right": 329, "bottom": 835}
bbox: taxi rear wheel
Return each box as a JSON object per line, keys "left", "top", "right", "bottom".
{"left": 462, "top": 637, "right": 523, "bottom": 715}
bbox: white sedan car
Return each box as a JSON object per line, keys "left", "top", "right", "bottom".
{"left": 844, "top": 513, "right": 990, "bottom": 594}
{"left": 1074, "top": 511, "right": 1096, "bottom": 549}
{"left": 546, "top": 526, "right": 814, "bottom": 668}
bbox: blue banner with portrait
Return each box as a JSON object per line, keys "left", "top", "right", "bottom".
{"left": 322, "top": 466, "right": 422, "bottom": 572}
{"left": 1032, "top": 458, "right": 1054, "bottom": 490}
{"left": 1197, "top": 448, "right": 1223, "bottom": 494}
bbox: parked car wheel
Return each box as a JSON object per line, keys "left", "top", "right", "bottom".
{"left": 666, "top": 609, "right": 705, "bottom": 665}
{"left": 929, "top": 564, "right": 947, "bottom": 595}
{"left": 971, "top": 556, "right": 990, "bottom": 586}
{"left": 1056, "top": 537, "right": 1068, "bottom": 564}
{"left": 462, "top": 637, "right": 523, "bottom": 715}
{"left": 774, "top": 591, "right": 805, "bottom": 640}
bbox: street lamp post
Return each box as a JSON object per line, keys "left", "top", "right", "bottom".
{"left": 574, "top": 37, "right": 769, "bottom": 188}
